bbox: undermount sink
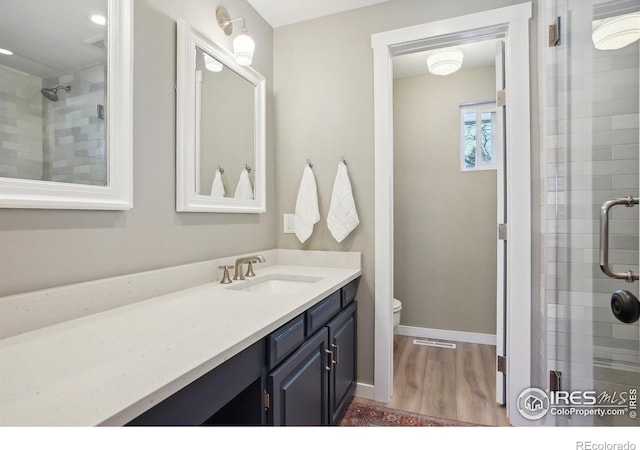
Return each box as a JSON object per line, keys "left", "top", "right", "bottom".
{"left": 227, "top": 274, "right": 322, "bottom": 295}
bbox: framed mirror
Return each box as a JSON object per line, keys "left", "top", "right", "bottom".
{"left": 0, "top": 0, "right": 133, "bottom": 209}
{"left": 176, "top": 20, "right": 266, "bottom": 213}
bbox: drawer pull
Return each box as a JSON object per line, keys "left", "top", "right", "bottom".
{"left": 331, "top": 344, "right": 339, "bottom": 367}
{"left": 325, "top": 349, "right": 334, "bottom": 372}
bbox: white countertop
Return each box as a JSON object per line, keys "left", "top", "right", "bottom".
{"left": 0, "top": 264, "right": 360, "bottom": 426}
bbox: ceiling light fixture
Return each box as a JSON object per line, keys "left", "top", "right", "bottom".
{"left": 592, "top": 12, "right": 640, "bottom": 50}
{"left": 216, "top": 7, "right": 255, "bottom": 66}
{"left": 427, "top": 47, "right": 464, "bottom": 76}
{"left": 89, "top": 14, "right": 107, "bottom": 26}
{"left": 0, "top": 48, "right": 13, "bottom": 56}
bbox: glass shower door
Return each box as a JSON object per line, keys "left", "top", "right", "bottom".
{"left": 543, "top": 0, "right": 640, "bottom": 426}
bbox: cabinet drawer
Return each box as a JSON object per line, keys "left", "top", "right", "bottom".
{"left": 306, "top": 291, "right": 341, "bottom": 336}
{"left": 341, "top": 277, "right": 360, "bottom": 307}
{"left": 267, "top": 314, "right": 305, "bottom": 369}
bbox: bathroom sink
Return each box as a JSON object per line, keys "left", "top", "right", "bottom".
{"left": 227, "top": 274, "right": 322, "bottom": 295}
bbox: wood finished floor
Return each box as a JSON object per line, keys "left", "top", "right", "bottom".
{"left": 359, "top": 335, "right": 510, "bottom": 426}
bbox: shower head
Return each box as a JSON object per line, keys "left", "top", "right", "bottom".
{"left": 41, "top": 85, "right": 71, "bottom": 102}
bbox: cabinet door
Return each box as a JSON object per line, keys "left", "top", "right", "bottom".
{"left": 267, "top": 328, "right": 330, "bottom": 426}
{"left": 327, "top": 302, "right": 357, "bottom": 425}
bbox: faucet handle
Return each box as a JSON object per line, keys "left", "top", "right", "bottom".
{"left": 219, "top": 265, "right": 233, "bottom": 284}
{"left": 245, "top": 261, "right": 256, "bottom": 277}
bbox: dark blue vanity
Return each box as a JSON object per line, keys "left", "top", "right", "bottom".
{"left": 127, "top": 277, "right": 359, "bottom": 426}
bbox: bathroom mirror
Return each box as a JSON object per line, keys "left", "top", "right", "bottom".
{"left": 176, "top": 20, "right": 266, "bottom": 213}
{"left": 0, "top": 0, "right": 133, "bottom": 209}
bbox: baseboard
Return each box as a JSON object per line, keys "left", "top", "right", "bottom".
{"left": 354, "top": 382, "right": 375, "bottom": 400}
{"left": 395, "top": 325, "right": 496, "bottom": 346}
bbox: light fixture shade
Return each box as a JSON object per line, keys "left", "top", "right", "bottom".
{"left": 427, "top": 48, "right": 464, "bottom": 76}
{"left": 592, "top": 12, "right": 640, "bottom": 50}
{"left": 203, "top": 53, "right": 223, "bottom": 72}
{"left": 233, "top": 31, "right": 255, "bottom": 66}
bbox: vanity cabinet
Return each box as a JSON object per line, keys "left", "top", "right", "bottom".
{"left": 126, "top": 277, "right": 359, "bottom": 426}
{"left": 266, "top": 278, "right": 359, "bottom": 426}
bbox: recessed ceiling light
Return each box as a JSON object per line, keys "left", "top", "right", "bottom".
{"left": 0, "top": 48, "right": 14, "bottom": 56}
{"left": 89, "top": 14, "right": 107, "bottom": 26}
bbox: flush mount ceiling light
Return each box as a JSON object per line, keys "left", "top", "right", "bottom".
{"left": 592, "top": 12, "right": 640, "bottom": 50}
{"left": 203, "top": 53, "right": 223, "bottom": 72}
{"left": 0, "top": 48, "right": 13, "bottom": 56}
{"left": 216, "top": 6, "right": 255, "bottom": 66}
{"left": 426, "top": 47, "right": 464, "bottom": 76}
{"left": 89, "top": 14, "right": 107, "bottom": 26}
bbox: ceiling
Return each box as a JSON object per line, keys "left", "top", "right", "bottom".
{"left": 0, "top": 0, "right": 106, "bottom": 79}
{"left": 247, "top": 0, "right": 391, "bottom": 28}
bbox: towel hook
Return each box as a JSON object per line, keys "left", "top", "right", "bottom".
{"left": 306, "top": 159, "right": 313, "bottom": 168}
{"left": 218, "top": 165, "right": 225, "bottom": 174}
{"left": 245, "top": 163, "right": 251, "bottom": 173}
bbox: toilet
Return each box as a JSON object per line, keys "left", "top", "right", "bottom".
{"left": 393, "top": 298, "right": 402, "bottom": 331}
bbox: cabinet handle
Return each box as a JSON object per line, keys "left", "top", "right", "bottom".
{"left": 325, "top": 349, "right": 334, "bottom": 372}
{"left": 331, "top": 344, "right": 339, "bottom": 367}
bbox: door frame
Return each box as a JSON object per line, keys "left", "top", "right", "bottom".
{"left": 371, "top": 2, "right": 532, "bottom": 426}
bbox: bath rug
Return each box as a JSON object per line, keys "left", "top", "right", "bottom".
{"left": 339, "top": 400, "right": 478, "bottom": 427}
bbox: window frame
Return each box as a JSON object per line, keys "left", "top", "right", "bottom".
{"left": 459, "top": 101, "right": 500, "bottom": 172}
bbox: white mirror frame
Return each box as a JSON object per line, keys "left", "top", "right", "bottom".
{"left": 0, "top": 0, "right": 133, "bottom": 210}
{"left": 176, "top": 20, "right": 266, "bottom": 213}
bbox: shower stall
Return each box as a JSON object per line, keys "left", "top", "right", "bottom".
{"left": 541, "top": 0, "right": 639, "bottom": 426}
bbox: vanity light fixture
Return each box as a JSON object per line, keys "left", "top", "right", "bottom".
{"left": 0, "top": 48, "right": 13, "bottom": 56}
{"left": 203, "top": 53, "right": 223, "bottom": 72}
{"left": 592, "top": 12, "right": 640, "bottom": 50}
{"left": 426, "top": 47, "right": 464, "bottom": 76}
{"left": 89, "top": 14, "right": 107, "bottom": 26}
{"left": 216, "top": 6, "right": 255, "bottom": 66}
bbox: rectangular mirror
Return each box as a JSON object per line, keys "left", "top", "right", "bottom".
{"left": 0, "top": 0, "right": 133, "bottom": 209}
{"left": 176, "top": 20, "right": 266, "bottom": 213}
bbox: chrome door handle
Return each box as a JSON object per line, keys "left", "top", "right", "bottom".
{"left": 599, "top": 196, "right": 639, "bottom": 282}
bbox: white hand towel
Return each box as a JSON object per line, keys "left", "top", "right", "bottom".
{"left": 234, "top": 168, "right": 254, "bottom": 200}
{"left": 210, "top": 169, "right": 226, "bottom": 198}
{"left": 327, "top": 161, "right": 359, "bottom": 243}
{"left": 294, "top": 165, "right": 320, "bottom": 243}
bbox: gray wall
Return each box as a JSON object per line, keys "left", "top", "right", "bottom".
{"left": 0, "top": 0, "right": 276, "bottom": 296}
{"left": 274, "top": 0, "right": 538, "bottom": 385}
{"left": 393, "top": 66, "right": 497, "bottom": 335}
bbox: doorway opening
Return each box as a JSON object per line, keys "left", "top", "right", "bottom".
{"left": 371, "top": 3, "right": 533, "bottom": 425}
{"left": 390, "top": 38, "right": 505, "bottom": 425}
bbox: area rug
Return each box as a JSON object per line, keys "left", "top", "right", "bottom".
{"left": 339, "top": 400, "right": 476, "bottom": 427}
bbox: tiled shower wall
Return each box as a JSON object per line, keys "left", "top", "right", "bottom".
{"left": 0, "top": 65, "right": 43, "bottom": 180}
{"left": 42, "top": 63, "right": 107, "bottom": 186}
{"left": 542, "top": 0, "right": 639, "bottom": 426}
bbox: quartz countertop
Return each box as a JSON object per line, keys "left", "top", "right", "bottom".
{"left": 0, "top": 263, "right": 360, "bottom": 426}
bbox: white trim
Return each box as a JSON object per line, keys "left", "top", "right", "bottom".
{"left": 371, "top": 2, "right": 532, "bottom": 426}
{"left": 395, "top": 326, "right": 497, "bottom": 346}
{"left": 175, "top": 21, "right": 266, "bottom": 214}
{"left": 354, "top": 383, "right": 376, "bottom": 401}
{"left": 0, "top": 0, "right": 133, "bottom": 210}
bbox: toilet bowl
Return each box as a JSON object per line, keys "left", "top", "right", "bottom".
{"left": 393, "top": 298, "right": 402, "bottom": 331}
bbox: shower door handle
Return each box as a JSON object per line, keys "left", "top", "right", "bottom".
{"left": 599, "top": 196, "right": 639, "bottom": 282}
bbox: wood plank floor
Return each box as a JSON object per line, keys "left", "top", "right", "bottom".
{"left": 359, "top": 335, "right": 510, "bottom": 426}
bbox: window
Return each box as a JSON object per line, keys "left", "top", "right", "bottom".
{"left": 460, "top": 102, "right": 499, "bottom": 171}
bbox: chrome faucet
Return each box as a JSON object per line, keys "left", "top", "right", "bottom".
{"left": 233, "top": 255, "right": 266, "bottom": 280}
